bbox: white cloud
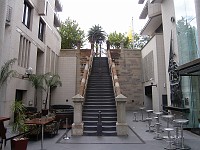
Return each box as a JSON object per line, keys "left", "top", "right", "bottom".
{"left": 59, "top": 0, "right": 146, "bottom": 35}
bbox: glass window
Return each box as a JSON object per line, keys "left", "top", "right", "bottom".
{"left": 174, "top": 0, "right": 199, "bottom": 65}
{"left": 38, "top": 18, "right": 45, "bottom": 42}
{"left": 22, "top": 0, "right": 32, "bottom": 28}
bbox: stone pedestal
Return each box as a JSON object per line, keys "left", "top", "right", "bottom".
{"left": 116, "top": 94, "right": 128, "bottom": 135}
{"left": 72, "top": 94, "right": 84, "bottom": 136}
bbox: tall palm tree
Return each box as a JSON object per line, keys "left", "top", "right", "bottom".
{"left": 43, "top": 72, "right": 62, "bottom": 109}
{"left": 87, "top": 25, "right": 106, "bottom": 55}
{"left": 29, "top": 74, "right": 45, "bottom": 107}
{"left": 0, "top": 58, "right": 17, "bottom": 89}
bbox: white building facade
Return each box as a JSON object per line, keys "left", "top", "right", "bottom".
{"left": 139, "top": 0, "right": 200, "bottom": 128}
{"left": 0, "top": 0, "right": 62, "bottom": 118}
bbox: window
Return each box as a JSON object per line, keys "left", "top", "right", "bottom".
{"left": 22, "top": 0, "right": 32, "bottom": 28}
{"left": 18, "top": 35, "right": 31, "bottom": 68}
{"left": 38, "top": 18, "right": 45, "bottom": 41}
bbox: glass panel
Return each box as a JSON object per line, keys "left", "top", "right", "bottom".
{"left": 174, "top": 0, "right": 199, "bottom": 65}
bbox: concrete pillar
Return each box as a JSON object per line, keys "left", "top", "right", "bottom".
{"left": 72, "top": 94, "right": 84, "bottom": 136}
{"left": 116, "top": 94, "right": 128, "bottom": 135}
{"left": 0, "top": 0, "right": 7, "bottom": 65}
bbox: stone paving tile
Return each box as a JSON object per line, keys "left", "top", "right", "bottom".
{"left": 2, "top": 111, "right": 200, "bottom": 150}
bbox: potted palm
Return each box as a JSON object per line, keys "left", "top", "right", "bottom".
{"left": 42, "top": 72, "right": 62, "bottom": 115}
{"left": 11, "top": 100, "right": 28, "bottom": 150}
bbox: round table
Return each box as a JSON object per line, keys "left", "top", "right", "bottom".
{"left": 173, "top": 119, "right": 190, "bottom": 150}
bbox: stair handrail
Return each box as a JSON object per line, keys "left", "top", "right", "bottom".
{"left": 107, "top": 50, "right": 121, "bottom": 96}
{"left": 79, "top": 49, "right": 94, "bottom": 97}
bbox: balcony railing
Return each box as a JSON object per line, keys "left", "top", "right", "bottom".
{"left": 55, "top": 0, "right": 62, "bottom": 12}
{"left": 6, "top": 5, "right": 12, "bottom": 26}
{"left": 54, "top": 12, "right": 61, "bottom": 27}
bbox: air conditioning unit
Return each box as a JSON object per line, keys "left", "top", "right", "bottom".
{"left": 38, "top": 0, "right": 47, "bottom": 16}
{"left": 6, "top": 6, "right": 12, "bottom": 26}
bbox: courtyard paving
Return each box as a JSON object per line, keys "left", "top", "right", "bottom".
{"left": 2, "top": 111, "right": 200, "bottom": 150}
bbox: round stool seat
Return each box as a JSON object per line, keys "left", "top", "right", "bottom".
{"left": 146, "top": 110, "right": 153, "bottom": 113}
{"left": 164, "top": 128, "right": 174, "bottom": 132}
{"left": 146, "top": 117, "right": 152, "bottom": 121}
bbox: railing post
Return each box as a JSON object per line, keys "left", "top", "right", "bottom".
{"left": 116, "top": 94, "right": 128, "bottom": 135}
{"left": 72, "top": 94, "right": 84, "bottom": 136}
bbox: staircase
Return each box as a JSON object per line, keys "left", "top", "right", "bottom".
{"left": 83, "top": 57, "right": 117, "bottom": 136}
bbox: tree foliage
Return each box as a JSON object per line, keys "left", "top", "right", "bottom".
{"left": 0, "top": 58, "right": 17, "bottom": 88}
{"left": 87, "top": 25, "right": 106, "bottom": 44}
{"left": 134, "top": 33, "right": 151, "bottom": 49}
{"left": 59, "top": 18, "right": 85, "bottom": 49}
{"left": 108, "top": 31, "right": 131, "bottom": 49}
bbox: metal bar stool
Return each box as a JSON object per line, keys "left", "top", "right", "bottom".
{"left": 146, "top": 118, "right": 154, "bottom": 132}
{"left": 173, "top": 119, "right": 190, "bottom": 150}
{"left": 133, "top": 112, "right": 138, "bottom": 122}
{"left": 146, "top": 110, "right": 153, "bottom": 118}
{"left": 154, "top": 122, "right": 163, "bottom": 140}
{"left": 164, "top": 128, "right": 176, "bottom": 150}
{"left": 139, "top": 107, "right": 145, "bottom": 122}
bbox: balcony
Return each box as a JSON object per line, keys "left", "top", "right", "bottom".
{"left": 38, "top": 0, "right": 47, "bottom": 16}
{"left": 6, "top": 5, "right": 12, "bottom": 26}
{"left": 54, "top": 12, "right": 61, "bottom": 27}
{"left": 55, "top": 0, "right": 62, "bottom": 12}
{"left": 150, "top": 0, "right": 163, "bottom": 3}
{"left": 148, "top": 2, "right": 161, "bottom": 18}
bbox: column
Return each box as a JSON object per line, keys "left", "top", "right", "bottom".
{"left": 72, "top": 94, "right": 84, "bottom": 136}
{"left": 116, "top": 94, "right": 128, "bottom": 135}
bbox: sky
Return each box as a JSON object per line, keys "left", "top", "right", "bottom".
{"left": 59, "top": 0, "right": 147, "bottom": 48}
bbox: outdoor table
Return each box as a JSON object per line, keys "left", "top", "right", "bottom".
{"left": 162, "top": 114, "right": 174, "bottom": 127}
{"left": 0, "top": 117, "right": 10, "bottom": 150}
{"left": 25, "top": 117, "right": 54, "bottom": 150}
{"left": 173, "top": 119, "right": 190, "bottom": 150}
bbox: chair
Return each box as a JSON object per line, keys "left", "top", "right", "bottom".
{"left": 44, "top": 120, "right": 60, "bottom": 137}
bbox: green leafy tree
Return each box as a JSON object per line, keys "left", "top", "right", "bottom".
{"left": 0, "top": 58, "right": 17, "bottom": 89}
{"left": 134, "top": 33, "right": 151, "bottom": 49}
{"left": 108, "top": 31, "right": 131, "bottom": 48}
{"left": 59, "top": 18, "right": 85, "bottom": 49}
{"left": 43, "top": 73, "right": 62, "bottom": 109}
{"left": 29, "top": 74, "right": 45, "bottom": 107}
{"left": 87, "top": 25, "right": 106, "bottom": 54}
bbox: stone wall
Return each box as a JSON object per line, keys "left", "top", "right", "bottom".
{"left": 110, "top": 49, "right": 143, "bottom": 110}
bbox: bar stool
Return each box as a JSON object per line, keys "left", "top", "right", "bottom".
{"left": 154, "top": 123, "right": 163, "bottom": 140}
{"left": 164, "top": 128, "right": 176, "bottom": 150}
{"left": 133, "top": 112, "right": 138, "bottom": 122}
{"left": 146, "top": 118, "right": 154, "bottom": 132}
{"left": 146, "top": 110, "right": 153, "bottom": 118}
{"left": 139, "top": 107, "right": 145, "bottom": 122}
{"left": 154, "top": 112, "right": 163, "bottom": 123}
{"left": 162, "top": 115, "right": 174, "bottom": 127}
{"left": 173, "top": 119, "right": 190, "bottom": 150}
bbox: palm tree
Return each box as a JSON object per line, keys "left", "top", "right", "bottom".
{"left": 0, "top": 58, "right": 17, "bottom": 89}
{"left": 29, "top": 74, "right": 45, "bottom": 107}
{"left": 87, "top": 25, "right": 106, "bottom": 55}
{"left": 43, "top": 73, "right": 62, "bottom": 109}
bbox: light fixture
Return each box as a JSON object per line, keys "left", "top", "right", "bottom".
{"left": 28, "top": 101, "right": 33, "bottom": 106}
{"left": 22, "top": 67, "right": 33, "bottom": 79}
{"left": 149, "top": 78, "right": 157, "bottom": 87}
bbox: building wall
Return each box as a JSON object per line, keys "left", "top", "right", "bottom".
{"left": 110, "top": 49, "right": 143, "bottom": 110}
{"left": 51, "top": 56, "right": 77, "bottom": 106}
{"left": 161, "top": 0, "right": 178, "bottom": 106}
{"left": 0, "top": 0, "right": 61, "bottom": 117}
{"left": 141, "top": 34, "right": 166, "bottom": 111}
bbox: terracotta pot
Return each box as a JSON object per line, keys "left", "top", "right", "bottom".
{"left": 11, "top": 138, "right": 28, "bottom": 150}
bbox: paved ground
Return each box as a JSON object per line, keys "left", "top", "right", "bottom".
{"left": 2, "top": 111, "right": 200, "bottom": 150}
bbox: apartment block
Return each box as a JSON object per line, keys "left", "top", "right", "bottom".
{"left": 0, "top": 0, "right": 62, "bottom": 118}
